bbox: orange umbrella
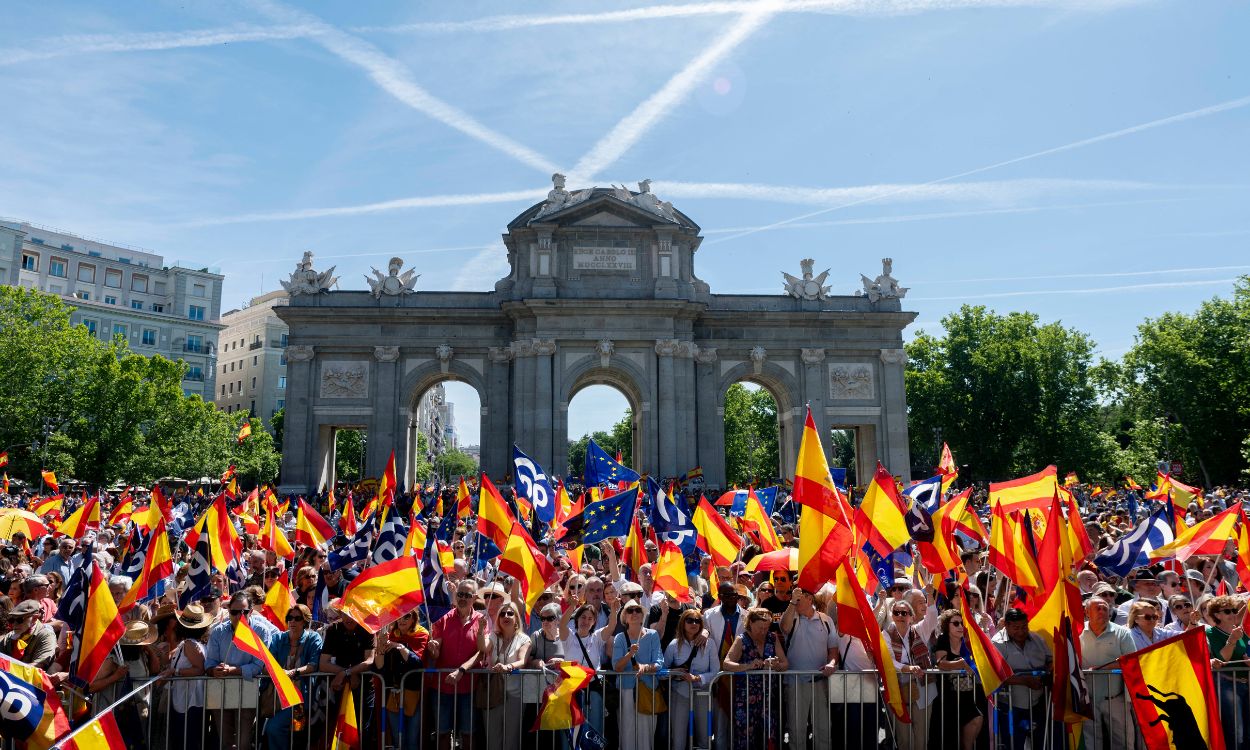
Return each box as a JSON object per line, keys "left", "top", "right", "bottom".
{"left": 0, "top": 508, "right": 49, "bottom": 540}
{"left": 745, "top": 548, "right": 799, "bottom": 572}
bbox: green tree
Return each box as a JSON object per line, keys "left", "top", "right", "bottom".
{"left": 905, "top": 305, "right": 1116, "bottom": 482}
{"left": 1118, "top": 278, "right": 1250, "bottom": 485}
{"left": 433, "top": 449, "right": 478, "bottom": 479}
{"left": 335, "top": 430, "right": 366, "bottom": 483}
{"left": 567, "top": 409, "right": 634, "bottom": 477}
{"left": 723, "top": 383, "right": 779, "bottom": 486}
{"left": 270, "top": 408, "right": 284, "bottom": 453}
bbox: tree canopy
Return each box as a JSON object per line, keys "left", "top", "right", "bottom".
{"left": 723, "top": 383, "right": 780, "bottom": 486}
{"left": 0, "top": 287, "right": 280, "bottom": 488}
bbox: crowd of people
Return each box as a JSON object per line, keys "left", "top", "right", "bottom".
{"left": 1, "top": 478, "right": 1249, "bottom": 750}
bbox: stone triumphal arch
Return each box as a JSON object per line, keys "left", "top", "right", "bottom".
{"left": 276, "top": 178, "right": 916, "bottom": 494}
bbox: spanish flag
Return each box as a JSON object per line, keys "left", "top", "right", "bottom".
{"left": 40, "top": 470, "right": 58, "bottom": 495}
{"left": 31, "top": 496, "right": 63, "bottom": 519}
{"left": 937, "top": 442, "right": 958, "bottom": 492}
{"left": 1063, "top": 471, "right": 1079, "bottom": 487}
{"left": 854, "top": 463, "right": 910, "bottom": 557}
{"left": 261, "top": 569, "right": 294, "bottom": 630}
{"left": 118, "top": 523, "right": 173, "bottom": 614}
{"left": 1170, "top": 476, "right": 1205, "bottom": 509}
{"left": 405, "top": 518, "right": 427, "bottom": 558}
{"left": 0, "top": 451, "right": 7, "bottom": 468}
{"left": 295, "top": 498, "right": 336, "bottom": 548}
{"left": 1120, "top": 627, "right": 1225, "bottom": 750}
{"left": 339, "top": 492, "right": 358, "bottom": 536}
{"left": 1125, "top": 476, "right": 1143, "bottom": 491}
{"left": 1149, "top": 503, "right": 1240, "bottom": 562}
{"left": 499, "top": 520, "right": 559, "bottom": 614}
{"left": 233, "top": 617, "right": 302, "bottom": 709}
{"left": 742, "top": 488, "right": 782, "bottom": 552}
{"left": 693, "top": 495, "right": 742, "bottom": 567}
{"left": 377, "top": 450, "right": 398, "bottom": 515}
{"left": 989, "top": 465, "right": 1059, "bottom": 512}
{"left": 623, "top": 513, "right": 646, "bottom": 577}
{"left": 532, "top": 662, "right": 595, "bottom": 731}
{"left": 917, "top": 488, "right": 972, "bottom": 577}
{"left": 456, "top": 477, "right": 472, "bottom": 518}
{"left": 793, "top": 408, "right": 854, "bottom": 592}
{"left": 988, "top": 502, "right": 1041, "bottom": 589}
{"left": 958, "top": 588, "right": 1012, "bottom": 700}
{"left": 60, "top": 704, "right": 126, "bottom": 750}
{"left": 237, "top": 421, "right": 252, "bottom": 444}
{"left": 77, "top": 563, "right": 125, "bottom": 684}
{"left": 835, "top": 557, "right": 907, "bottom": 722}
{"left": 332, "top": 685, "right": 360, "bottom": 750}
{"left": 107, "top": 496, "right": 133, "bottom": 527}
{"left": 652, "top": 540, "right": 693, "bottom": 603}
{"left": 59, "top": 496, "right": 101, "bottom": 540}
{"left": 261, "top": 501, "right": 295, "bottom": 560}
{"left": 340, "top": 555, "right": 425, "bottom": 634}
{"left": 477, "top": 473, "right": 516, "bottom": 551}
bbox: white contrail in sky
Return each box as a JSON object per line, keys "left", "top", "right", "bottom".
{"left": 910, "top": 278, "right": 1238, "bottom": 301}
{"left": 566, "top": 1, "right": 784, "bottom": 183}
{"left": 657, "top": 178, "right": 1166, "bottom": 205}
{"left": 708, "top": 94, "right": 1250, "bottom": 244}
{"left": 245, "top": 0, "right": 561, "bottom": 175}
{"left": 180, "top": 188, "right": 546, "bottom": 226}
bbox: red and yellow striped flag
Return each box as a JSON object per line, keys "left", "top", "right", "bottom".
{"left": 1121, "top": 627, "right": 1225, "bottom": 750}
{"left": 59, "top": 496, "right": 100, "bottom": 539}
{"left": 989, "top": 465, "right": 1059, "bottom": 513}
{"left": 742, "top": 488, "right": 781, "bottom": 552}
{"left": 118, "top": 522, "right": 173, "bottom": 615}
{"left": 261, "top": 569, "right": 294, "bottom": 630}
{"left": 77, "top": 563, "right": 125, "bottom": 683}
{"left": 31, "top": 496, "right": 63, "bottom": 518}
{"left": 499, "top": 520, "right": 559, "bottom": 614}
{"left": 917, "top": 488, "right": 971, "bottom": 577}
{"left": 456, "top": 477, "right": 472, "bottom": 519}
{"left": 959, "top": 588, "right": 1012, "bottom": 699}
{"left": 693, "top": 495, "right": 742, "bottom": 568}
{"left": 106, "top": 495, "right": 133, "bottom": 526}
{"left": 988, "top": 503, "right": 1041, "bottom": 589}
{"left": 835, "top": 557, "right": 907, "bottom": 722}
{"left": 793, "top": 408, "right": 854, "bottom": 592}
{"left": 40, "top": 470, "right": 59, "bottom": 495}
{"left": 532, "top": 663, "right": 596, "bottom": 730}
{"left": 295, "top": 498, "right": 336, "bottom": 548}
{"left": 653, "top": 540, "right": 693, "bottom": 603}
{"left": 237, "top": 421, "right": 252, "bottom": 444}
{"left": 477, "top": 473, "right": 516, "bottom": 551}
{"left": 1149, "top": 503, "right": 1241, "bottom": 562}
{"left": 331, "top": 685, "right": 360, "bottom": 750}
{"left": 854, "top": 463, "right": 910, "bottom": 557}
{"left": 61, "top": 705, "right": 125, "bottom": 750}
{"left": 340, "top": 555, "right": 425, "bottom": 634}
{"left": 233, "top": 617, "right": 302, "bottom": 709}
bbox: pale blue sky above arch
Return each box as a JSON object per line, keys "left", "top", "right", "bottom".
{"left": 3, "top": 0, "right": 1247, "bottom": 450}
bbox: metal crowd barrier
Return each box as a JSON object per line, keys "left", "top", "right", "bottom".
{"left": 35, "top": 664, "right": 1250, "bottom": 750}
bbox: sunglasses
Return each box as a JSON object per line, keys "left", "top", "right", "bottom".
{"left": 1217, "top": 608, "right": 1239, "bottom": 615}
{"left": 286, "top": 616, "right": 306, "bottom": 623}
{"left": 229, "top": 609, "right": 250, "bottom": 616}
{"left": 686, "top": 619, "right": 703, "bottom": 625}
{"left": 951, "top": 620, "right": 964, "bottom": 628}
{"left": 540, "top": 615, "right": 559, "bottom": 622}
{"left": 892, "top": 610, "right": 912, "bottom": 617}
{"left": 625, "top": 608, "right": 644, "bottom": 615}
{"left": 569, "top": 584, "right": 584, "bottom": 590}
{"left": 456, "top": 592, "right": 474, "bottom": 599}
{"left": 758, "top": 588, "right": 774, "bottom": 594}
{"left": 1175, "top": 603, "right": 1194, "bottom": 610}
{"left": 890, "top": 586, "right": 909, "bottom": 592}
{"left": 500, "top": 612, "right": 516, "bottom": 619}
{"left": 1139, "top": 614, "right": 1159, "bottom": 621}
{"left": 623, "top": 593, "right": 642, "bottom": 600}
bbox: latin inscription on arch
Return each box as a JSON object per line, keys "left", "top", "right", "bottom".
{"left": 573, "top": 246, "right": 636, "bottom": 271}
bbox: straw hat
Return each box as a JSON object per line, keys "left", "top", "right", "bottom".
{"left": 121, "top": 620, "right": 159, "bottom": 646}
{"left": 176, "top": 604, "right": 213, "bottom": 631}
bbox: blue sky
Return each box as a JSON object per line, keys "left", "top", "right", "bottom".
{"left": 3, "top": 0, "right": 1247, "bottom": 448}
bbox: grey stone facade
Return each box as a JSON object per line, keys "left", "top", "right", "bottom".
{"left": 276, "top": 187, "right": 915, "bottom": 493}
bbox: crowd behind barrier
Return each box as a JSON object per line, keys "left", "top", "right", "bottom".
{"left": 2, "top": 479, "right": 1250, "bottom": 750}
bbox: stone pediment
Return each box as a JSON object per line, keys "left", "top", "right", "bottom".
{"left": 570, "top": 209, "right": 648, "bottom": 227}
{"left": 508, "top": 187, "right": 699, "bottom": 231}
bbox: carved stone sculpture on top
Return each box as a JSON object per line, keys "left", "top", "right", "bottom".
{"left": 783, "top": 258, "right": 832, "bottom": 301}
{"left": 858, "top": 257, "right": 909, "bottom": 303}
{"left": 281, "top": 251, "right": 338, "bottom": 296}
{"left": 534, "top": 173, "right": 591, "bottom": 219}
{"left": 366, "top": 257, "right": 420, "bottom": 299}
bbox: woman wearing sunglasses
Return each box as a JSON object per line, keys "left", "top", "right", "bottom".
{"left": 480, "top": 601, "right": 531, "bottom": 749}
{"left": 264, "top": 604, "right": 322, "bottom": 750}
{"left": 664, "top": 609, "right": 717, "bottom": 750}
{"left": 1206, "top": 594, "right": 1250, "bottom": 747}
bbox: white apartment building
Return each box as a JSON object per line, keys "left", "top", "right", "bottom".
{"left": 217, "top": 290, "right": 290, "bottom": 425}
{"left": 0, "top": 220, "right": 225, "bottom": 399}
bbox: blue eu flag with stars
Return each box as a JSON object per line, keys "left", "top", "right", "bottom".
{"left": 584, "top": 439, "right": 639, "bottom": 487}
{"left": 579, "top": 486, "right": 640, "bottom": 544}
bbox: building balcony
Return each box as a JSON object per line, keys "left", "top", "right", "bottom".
{"left": 249, "top": 341, "right": 263, "bottom": 350}
{"left": 184, "top": 343, "right": 207, "bottom": 353}
{"left": 183, "top": 372, "right": 204, "bottom": 382}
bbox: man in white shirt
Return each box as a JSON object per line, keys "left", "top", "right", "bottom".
{"left": 1080, "top": 597, "right": 1137, "bottom": 750}
{"left": 703, "top": 582, "right": 748, "bottom": 750}
{"left": 780, "top": 585, "right": 838, "bottom": 750}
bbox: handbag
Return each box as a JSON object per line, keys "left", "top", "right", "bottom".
{"left": 474, "top": 634, "right": 512, "bottom": 710}
{"left": 627, "top": 634, "right": 667, "bottom": 716}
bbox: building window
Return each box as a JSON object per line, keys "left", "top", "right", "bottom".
{"left": 104, "top": 269, "right": 121, "bottom": 288}
{"left": 277, "top": 399, "right": 285, "bottom": 410}
{"left": 74, "top": 291, "right": 90, "bottom": 301}
{"left": 82, "top": 319, "right": 98, "bottom": 336}
{"left": 151, "top": 303, "right": 164, "bottom": 313}
{"left": 141, "top": 329, "right": 157, "bottom": 346}
{"left": 131, "top": 274, "right": 148, "bottom": 293}
{"left": 221, "top": 384, "right": 226, "bottom": 396}
{"left": 187, "top": 366, "right": 203, "bottom": 381}
{"left": 77, "top": 264, "right": 95, "bottom": 283}
{"left": 21, "top": 253, "right": 38, "bottom": 271}
{"left": 280, "top": 354, "right": 287, "bottom": 366}
{"left": 131, "top": 300, "right": 144, "bottom": 310}
{"left": 278, "top": 376, "right": 287, "bottom": 389}
{"left": 228, "top": 382, "right": 234, "bottom": 394}
{"left": 104, "top": 295, "right": 117, "bottom": 305}
{"left": 193, "top": 282, "right": 206, "bottom": 296}
{"left": 112, "top": 323, "right": 128, "bottom": 339}
{"left": 250, "top": 400, "right": 256, "bottom": 414}
{"left": 251, "top": 377, "right": 257, "bottom": 389}
{"left": 48, "top": 258, "right": 68, "bottom": 278}
{"left": 186, "top": 334, "right": 203, "bottom": 353}
{"left": 280, "top": 333, "right": 289, "bottom": 347}
{"left": 252, "top": 356, "right": 257, "bottom": 366}
{"left": 188, "top": 305, "right": 205, "bottom": 321}
{"left": 154, "top": 281, "right": 165, "bottom": 294}
{"left": 237, "top": 380, "right": 242, "bottom": 391}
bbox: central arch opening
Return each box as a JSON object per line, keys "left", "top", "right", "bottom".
{"left": 406, "top": 378, "right": 482, "bottom": 487}
{"left": 566, "top": 383, "right": 635, "bottom": 479}
{"left": 723, "top": 381, "right": 781, "bottom": 486}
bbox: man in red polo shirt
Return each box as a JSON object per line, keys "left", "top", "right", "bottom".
{"left": 428, "top": 578, "right": 487, "bottom": 750}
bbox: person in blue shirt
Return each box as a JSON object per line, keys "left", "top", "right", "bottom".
{"left": 205, "top": 591, "right": 266, "bottom": 750}
{"left": 263, "top": 604, "right": 322, "bottom": 750}
{"left": 613, "top": 601, "right": 666, "bottom": 750}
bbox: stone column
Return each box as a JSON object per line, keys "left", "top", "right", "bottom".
{"left": 533, "top": 338, "right": 557, "bottom": 471}
{"left": 279, "top": 345, "right": 316, "bottom": 494}
{"left": 879, "top": 347, "right": 911, "bottom": 481}
{"left": 486, "top": 346, "right": 514, "bottom": 480}
{"left": 511, "top": 339, "right": 535, "bottom": 466}
{"left": 655, "top": 339, "right": 680, "bottom": 478}
{"left": 693, "top": 346, "right": 724, "bottom": 487}
{"left": 800, "top": 348, "right": 830, "bottom": 467}
{"left": 673, "top": 341, "right": 698, "bottom": 476}
{"left": 368, "top": 345, "right": 401, "bottom": 483}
